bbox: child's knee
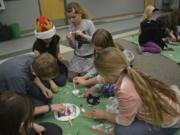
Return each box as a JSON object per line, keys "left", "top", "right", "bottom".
{"left": 114, "top": 120, "right": 151, "bottom": 135}
{"left": 54, "top": 74, "right": 67, "bottom": 86}
{"left": 114, "top": 125, "right": 132, "bottom": 135}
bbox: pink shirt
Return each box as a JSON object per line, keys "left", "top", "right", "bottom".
{"left": 96, "top": 75, "right": 180, "bottom": 127}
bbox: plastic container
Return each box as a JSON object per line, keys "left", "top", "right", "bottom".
{"left": 9, "top": 23, "right": 21, "bottom": 39}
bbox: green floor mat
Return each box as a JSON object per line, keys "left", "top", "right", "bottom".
{"left": 175, "top": 130, "right": 180, "bottom": 135}
{"left": 123, "top": 35, "right": 139, "bottom": 45}
{"left": 123, "top": 35, "right": 180, "bottom": 64}
{"left": 35, "top": 82, "right": 180, "bottom": 135}
{"left": 161, "top": 45, "right": 180, "bottom": 64}
{"left": 35, "top": 82, "right": 114, "bottom": 135}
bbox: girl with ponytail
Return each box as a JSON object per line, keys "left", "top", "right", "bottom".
{"left": 86, "top": 47, "right": 180, "bottom": 135}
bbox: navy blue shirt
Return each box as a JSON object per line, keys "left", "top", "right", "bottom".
{"left": 0, "top": 54, "right": 34, "bottom": 94}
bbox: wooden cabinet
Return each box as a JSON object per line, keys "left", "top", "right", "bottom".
{"left": 39, "top": 0, "right": 65, "bottom": 20}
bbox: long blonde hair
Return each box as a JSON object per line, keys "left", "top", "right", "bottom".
{"left": 94, "top": 47, "right": 179, "bottom": 126}
{"left": 141, "top": 5, "right": 155, "bottom": 21}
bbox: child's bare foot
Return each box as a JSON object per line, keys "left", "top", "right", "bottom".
{"left": 137, "top": 46, "right": 143, "bottom": 54}
{"left": 49, "top": 80, "right": 59, "bottom": 93}
{"left": 51, "top": 85, "right": 59, "bottom": 93}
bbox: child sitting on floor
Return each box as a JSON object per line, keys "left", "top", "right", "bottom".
{"left": 156, "top": 10, "right": 180, "bottom": 43}
{"left": 33, "top": 16, "right": 68, "bottom": 93}
{"left": 65, "top": 2, "right": 96, "bottom": 80}
{"left": 0, "top": 91, "right": 65, "bottom": 135}
{"left": 73, "top": 29, "right": 134, "bottom": 97}
{"left": 138, "top": 5, "right": 167, "bottom": 54}
{"left": 86, "top": 47, "right": 180, "bottom": 135}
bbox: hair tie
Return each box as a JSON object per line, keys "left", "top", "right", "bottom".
{"left": 123, "top": 64, "right": 133, "bottom": 73}
{"left": 123, "top": 66, "right": 128, "bottom": 73}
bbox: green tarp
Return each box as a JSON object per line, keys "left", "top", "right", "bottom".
{"left": 35, "top": 83, "right": 114, "bottom": 135}
{"left": 35, "top": 83, "right": 180, "bottom": 135}
{"left": 123, "top": 35, "right": 180, "bottom": 64}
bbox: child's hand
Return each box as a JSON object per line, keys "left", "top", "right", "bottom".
{"left": 75, "top": 30, "right": 85, "bottom": 37}
{"left": 33, "top": 123, "right": 46, "bottom": 135}
{"left": 170, "top": 37, "right": 177, "bottom": 42}
{"left": 169, "top": 32, "right": 177, "bottom": 42}
{"left": 73, "top": 76, "right": 84, "bottom": 83}
{"left": 83, "top": 86, "right": 97, "bottom": 98}
{"left": 51, "top": 104, "right": 67, "bottom": 113}
{"left": 42, "top": 88, "right": 53, "bottom": 98}
{"left": 66, "top": 32, "right": 73, "bottom": 42}
{"left": 73, "top": 76, "right": 88, "bottom": 86}
{"left": 91, "top": 109, "right": 106, "bottom": 119}
{"left": 177, "top": 35, "right": 180, "bottom": 42}
{"left": 85, "top": 109, "right": 106, "bottom": 120}
{"left": 58, "top": 53, "right": 64, "bottom": 61}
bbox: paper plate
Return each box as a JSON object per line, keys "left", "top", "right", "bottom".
{"left": 54, "top": 103, "right": 80, "bottom": 121}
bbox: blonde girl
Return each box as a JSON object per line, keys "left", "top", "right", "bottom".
{"left": 66, "top": 2, "right": 96, "bottom": 80}
{"left": 87, "top": 47, "right": 180, "bottom": 135}
{"left": 138, "top": 5, "right": 167, "bottom": 53}
{"left": 141, "top": 5, "right": 157, "bottom": 21}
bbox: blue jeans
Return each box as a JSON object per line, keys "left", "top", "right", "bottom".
{"left": 114, "top": 119, "right": 178, "bottom": 135}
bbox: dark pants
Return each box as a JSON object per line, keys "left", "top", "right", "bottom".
{"left": 28, "top": 73, "right": 67, "bottom": 106}
{"left": 115, "top": 119, "right": 178, "bottom": 135}
{"left": 29, "top": 122, "right": 63, "bottom": 135}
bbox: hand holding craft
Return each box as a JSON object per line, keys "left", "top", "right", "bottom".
{"left": 85, "top": 109, "right": 106, "bottom": 120}
{"left": 50, "top": 104, "right": 67, "bottom": 113}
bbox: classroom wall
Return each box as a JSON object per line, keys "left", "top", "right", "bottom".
{"left": 0, "top": 0, "right": 144, "bottom": 31}
{"left": 0, "top": 0, "right": 40, "bottom": 32}
{"left": 155, "top": 0, "right": 180, "bottom": 9}
{"left": 66, "top": 0, "right": 144, "bottom": 19}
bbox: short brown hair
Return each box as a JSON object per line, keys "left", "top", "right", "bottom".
{"left": 32, "top": 53, "right": 59, "bottom": 79}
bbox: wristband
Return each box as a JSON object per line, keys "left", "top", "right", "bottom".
{"left": 48, "top": 104, "right": 52, "bottom": 112}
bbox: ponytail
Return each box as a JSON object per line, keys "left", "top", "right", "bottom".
{"left": 126, "top": 66, "right": 179, "bottom": 125}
